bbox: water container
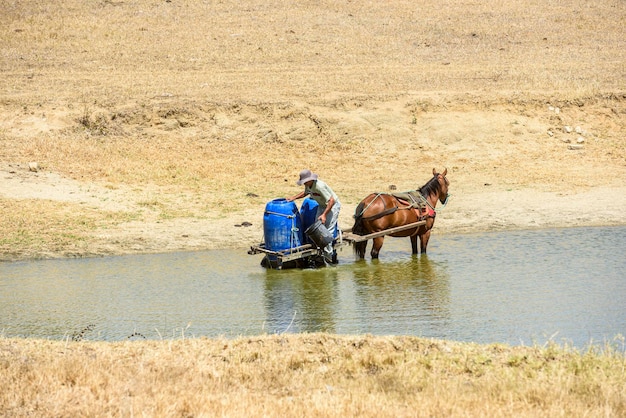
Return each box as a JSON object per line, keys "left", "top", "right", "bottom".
{"left": 300, "top": 197, "right": 319, "bottom": 244}
{"left": 305, "top": 220, "right": 334, "bottom": 249}
{"left": 263, "top": 199, "right": 304, "bottom": 254}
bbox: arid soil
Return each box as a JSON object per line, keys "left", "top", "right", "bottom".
{"left": 2, "top": 97, "right": 625, "bottom": 261}
{"left": 1, "top": 0, "right": 625, "bottom": 261}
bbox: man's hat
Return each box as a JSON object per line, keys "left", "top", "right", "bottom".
{"left": 297, "top": 169, "right": 318, "bottom": 185}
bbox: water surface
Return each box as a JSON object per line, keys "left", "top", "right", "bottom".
{"left": 1, "top": 226, "right": 624, "bottom": 348}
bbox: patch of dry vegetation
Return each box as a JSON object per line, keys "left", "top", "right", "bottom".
{"left": 0, "top": 197, "right": 134, "bottom": 259}
{"left": 1, "top": 334, "right": 624, "bottom": 417}
{"left": 1, "top": 0, "right": 623, "bottom": 99}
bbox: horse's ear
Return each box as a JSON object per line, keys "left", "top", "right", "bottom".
{"left": 432, "top": 168, "right": 437, "bottom": 176}
{"left": 442, "top": 167, "right": 447, "bottom": 177}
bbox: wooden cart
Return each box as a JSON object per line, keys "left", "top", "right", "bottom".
{"left": 248, "top": 220, "right": 426, "bottom": 269}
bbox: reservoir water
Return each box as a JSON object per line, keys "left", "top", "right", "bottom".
{"left": 1, "top": 226, "right": 624, "bottom": 348}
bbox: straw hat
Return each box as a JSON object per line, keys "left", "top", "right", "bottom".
{"left": 297, "top": 169, "right": 318, "bottom": 185}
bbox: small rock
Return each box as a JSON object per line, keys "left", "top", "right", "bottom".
{"left": 161, "top": 119, "right": 180, "bottom": 131}
{"left": 28, "top": 162, "right": 39, "bottom": 172}
{"left": 568, "top": 144, "right": 584, "bottom": 150}
{"left": 547, "top": 130, "right": 554, "bottom": 137}
{"left": 575, "top": 126, "right": 583, "bottom": 134}
{"left": 389, "top": 185, "right": 397, "bottom": 190}
{"left": 577, "top": 137, "right": 585, "bottom": 143}
{"left": 563, "top": 126, "right": 573, "bottom": 133}
{"left": 213, "top": 113, "right": 232, "bottom": 128}
{"left": 554, "top": 107, "right": 560, "bottom": 114}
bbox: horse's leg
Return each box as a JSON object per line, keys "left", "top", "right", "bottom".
{"left": 371, "top": 237, "right": 384, "bottom": 259}
{"left": 420, "top": 230, "right": 431, "bottom": 254}
{"left": 410, "top": 234, "right": 418, "bottom": 254}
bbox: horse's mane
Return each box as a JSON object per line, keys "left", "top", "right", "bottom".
{"left": 418, "top": 174, "right": 443, "bottom": 198}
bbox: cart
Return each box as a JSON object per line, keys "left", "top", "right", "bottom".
{"left": 248, "top": 220, "right": 427, "bottom": 269}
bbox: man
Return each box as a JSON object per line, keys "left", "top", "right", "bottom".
{"left": 287, "top": 169, "right": 341, "bottom": 263}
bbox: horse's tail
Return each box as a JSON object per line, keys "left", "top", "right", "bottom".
{"left": 352, "top": 202, "right": 368, "bottom": 259}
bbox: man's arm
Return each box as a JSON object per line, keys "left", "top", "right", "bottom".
{"left": 286, "top": 190, "right": 307, "bottom": 202}
{"left": 318, "top": 196, "right": 335, "bottom": 223}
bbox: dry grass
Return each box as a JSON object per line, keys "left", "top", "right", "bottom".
{"left": 0, "top": 197, "right": 136, "bottom": 259}
{"left": 2, "top": 0, "right": 623, "bottom": 99}
{"left": 1, "top": 334, "right": 625, "bottom": 417}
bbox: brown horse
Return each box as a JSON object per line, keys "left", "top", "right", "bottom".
{"left": 352, "top": 168, "right": 449, "bottom": 259}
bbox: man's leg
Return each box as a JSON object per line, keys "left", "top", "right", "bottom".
{"left": 322, "top": 203, "right": 340, "bottom": 263}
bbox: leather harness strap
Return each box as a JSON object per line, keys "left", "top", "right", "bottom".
{"left": 360, "top": 205, "right": 399, "bottom": 222}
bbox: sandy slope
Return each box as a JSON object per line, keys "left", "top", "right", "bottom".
{"left": 2, "top": 97, "right": 625, "bottom": 261}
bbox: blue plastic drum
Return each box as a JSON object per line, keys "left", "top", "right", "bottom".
{"left": 263, "top": 198, "right": 304, "bottom": 253}
{"left": 300, "top": 197, "right": 319, "bottom": 243}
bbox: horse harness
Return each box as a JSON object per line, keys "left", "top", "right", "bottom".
{"left": 357, "top": 191, "right": 436, "bottom": 223}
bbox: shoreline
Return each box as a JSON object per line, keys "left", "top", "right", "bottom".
{"left": 3, "top": 180, "right": 626, "bottom": 262}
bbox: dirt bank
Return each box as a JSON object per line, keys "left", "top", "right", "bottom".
{"left": 2, "top": 102, "right": 625, "bottom": 262}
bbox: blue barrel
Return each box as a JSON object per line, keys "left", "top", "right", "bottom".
{"left": 300, "top": 197, "right": 319, "bottom": 243}
{"left": 263, "top": 199, "right": 304, "bottom": 253}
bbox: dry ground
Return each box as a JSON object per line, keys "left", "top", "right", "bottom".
{"left": 1, "top": 0, "right": 625, "bottom": 260}
{"left": 2, "top": 334, "right": 625, "bottom": 417}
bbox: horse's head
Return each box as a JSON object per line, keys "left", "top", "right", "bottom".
{"left": 432, "top": 167, "right": 449, "bottom": 204}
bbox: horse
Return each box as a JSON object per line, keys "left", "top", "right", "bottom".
{"left": 352, "top": 168, "right": 449, "bottom": 259}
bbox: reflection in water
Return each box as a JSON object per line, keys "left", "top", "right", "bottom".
{"left": 263, "top": 268, "right": 339, "bottom": 333}
{"left": 261, "top": 255, "right": 450, "bottom": 336}
{"left": 349, "top": 255, "right": 450, "bottom": 335}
